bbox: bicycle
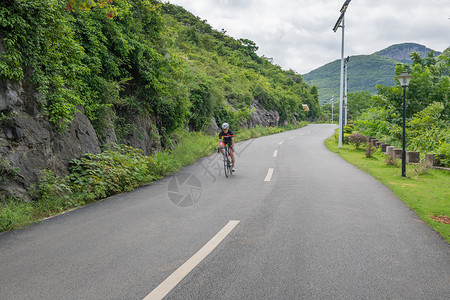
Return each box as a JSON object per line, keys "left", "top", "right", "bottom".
{"left": 221, "top": 144, "right": 233, "bottom": 178}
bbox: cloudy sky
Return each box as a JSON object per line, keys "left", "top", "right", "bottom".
{"left": 165, "top": 0, "right": 450, "bottom": 74}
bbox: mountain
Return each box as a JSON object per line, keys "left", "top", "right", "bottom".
{"left": 302, "top": 43, "right": 441, "bottom": 104}
{"left": 375, "top": 43, "right": 440, "bottom": 64}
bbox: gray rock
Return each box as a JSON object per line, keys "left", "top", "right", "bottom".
{"left": 122, "top": 113, "right": 161, "bottom": 156}
{"left": 248, "top": 100, "right": 279, "bottom": 127}
{"left": 205, "top": 117, "right": 220, "bottom": 135}
{"left": 0, "top": 80, "right": 101, "bottom": 198}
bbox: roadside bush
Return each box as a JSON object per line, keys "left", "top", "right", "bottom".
{"left": 149, "top": 151, "right": 181, "bottom": 177}
{"left": 343, "top": 133, "right": 351, "bottom": 144}
{"left": 406, "top": 160, "right": 430, "bottom": 178}
{"left": 29, "top": 170, "right": 75, "bottom": 215}
{"left": 348, "top": 133, "right": 367, "bottom": 149}
{"left": 343, "top": 124, "right": 353, "bottom": 134}
{"left": 0, "top": 199, "right": 33, "bottom": 231}
{"left": 365, "top": 143, "right": 376, "bottom": 158}
{"left": 69, "top": 144, "right": 156, "bottom": 200}
{"left": 435, "top": 141, "right": 450, "bottom": 167}
{"left": 385, "top": 155, "right": 400, "bottom": 167}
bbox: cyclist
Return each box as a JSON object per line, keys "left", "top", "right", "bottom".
{"left": 218, "top": 122, "right": 236, "bottom": 172}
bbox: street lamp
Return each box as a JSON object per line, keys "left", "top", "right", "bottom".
{"left": 397, "top": 70, "right": 413, "bottom": 177}
{"left": 333, "top": 0, "right": 351, "bottom": 148}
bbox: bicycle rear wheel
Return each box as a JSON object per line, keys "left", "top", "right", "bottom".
{"left": 226, "top": 154, "right": 232, "bottom": 176}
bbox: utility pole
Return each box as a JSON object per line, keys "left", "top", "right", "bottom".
{"left": 333, "top": 0, "right": 351, "bottom": 148}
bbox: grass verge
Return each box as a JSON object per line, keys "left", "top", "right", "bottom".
{"left": 0, "top": 123, "right": 307, "bottom": 232}
{"left": 325, "top": 137, "right": 450, "bottom": 243}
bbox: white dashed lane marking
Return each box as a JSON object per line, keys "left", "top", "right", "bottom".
{"left": 143, "top": 221, "right": 240, "bottom": 300}
{"left": 264, "top": 168, "right": 274, "bottom": 182}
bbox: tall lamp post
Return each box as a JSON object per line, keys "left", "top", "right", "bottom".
{"left": 397, "top": 70, "right": 413, "bottom": 177}
{"left": 333, "top": 0, "right": 351, "bottom": 148}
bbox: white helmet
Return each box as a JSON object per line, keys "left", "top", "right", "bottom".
{"left": 222, "top": 122, "right": 229, "bottom": 129}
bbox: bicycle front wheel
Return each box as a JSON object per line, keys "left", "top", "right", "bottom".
{"left": 223, "top": 153, "right": 229, "bottom": 178}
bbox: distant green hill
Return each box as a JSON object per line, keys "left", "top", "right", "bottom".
{"left": 303, "top": 43, "right": 441, "bottom": 104}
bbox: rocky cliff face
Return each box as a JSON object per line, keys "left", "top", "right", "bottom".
{"left": 0, "top": 77, "right": 282, "bottom": 200}
{"left": 248, "top": 100, "right": 280, "bottom": 127}
{"left": 375, "top": 43, "right": 441, "bottom": 62}
{"left": 0, "top": 78, "right": 101, "bottom": 199}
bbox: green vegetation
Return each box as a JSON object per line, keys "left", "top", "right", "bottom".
{"left": 325, "top": 136, "right": 450, "bottom": 243}
{"left": 0, "top": 0, "right": 320, "bottom": 137}
{"left": 303, "top": 43, "right": 441, "bottom": 104}
{"left": 321, "top": 91, "right": 373, "bottom": 123}
{"left": 0, "top": 0, "right": 319, "bottom": 229}
{"left": 353, "top": 49, "right": 450, "bottom": 164}
{"left": 303, "top": 54, "right": 399, "bottom": 104}
{"left": 0, "top": 124, "right": 306, "bottom": 232}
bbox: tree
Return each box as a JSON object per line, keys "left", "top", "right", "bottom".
{"left": 347, "top": 91, "right": 372, "bottom": 119}
{"left": 66, "top": 0, "right": 116, "bottom": 18}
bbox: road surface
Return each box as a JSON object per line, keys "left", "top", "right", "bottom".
{"left": 1, "top": 124, "right": 449, "bottom": 299}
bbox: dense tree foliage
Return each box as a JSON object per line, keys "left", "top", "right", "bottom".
{"left": 0, "top": 0, "right": 319, "bottom": 144}
{"left": 354, "top": 49, "right": 450, "bottom": 162}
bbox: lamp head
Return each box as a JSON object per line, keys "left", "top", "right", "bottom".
{"left": 397, "top": 71, "right": 413, "bottom": 88}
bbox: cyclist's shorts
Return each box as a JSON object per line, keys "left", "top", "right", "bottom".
{"left": 220, "top": 140, "right": 233, "bottom": 149}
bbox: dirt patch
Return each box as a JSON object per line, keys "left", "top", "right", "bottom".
{"left": 388, "top": 182, "right": 417, "bottom": 187}
{"left": 431, "top": 215, "right": 450, "bottom": 224}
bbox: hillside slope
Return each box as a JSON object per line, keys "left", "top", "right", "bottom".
{"left": 303, "top": 43, "right": 441, "bottom": 104}
{"left": 0, "top": 0, "right": 319, "bottom": 200}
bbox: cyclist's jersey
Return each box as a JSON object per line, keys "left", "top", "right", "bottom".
{"left": 219, "top": 129, "right": 234, "bottom": 145}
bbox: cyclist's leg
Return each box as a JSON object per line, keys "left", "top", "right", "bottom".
{"left": 218, "top": 141, "right": 225, "bottom": 155}
{"left": 229, "top": 144, "right": 236, "bottom": 170}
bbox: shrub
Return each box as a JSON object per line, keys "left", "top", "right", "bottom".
{"left": 69, "top": 144, "right": 156, "bottom": 200}
{"left": 435, "top": 141, "right": 450, "bottom": 167}
{"left": 0, "top": 199, "right": 33, "bottom": 231}
{"left": 28, "top": 170, "right": 75, "bottom": 215}
{"left": 365, "top": 143, "right": 376, "bottom": 158}
{"left": 343, "top": 133, "right": 351, "bottom": 144}
{"left": 385, "top": 155, "right": 400, "bottom": 167}
{"left": 343, "top": 124, "right": 353, "bottom": 134}
{"left": 348, "top": 133, "right": 367, "bottom": 149}
{"left": 406, "top": 160, "right": 430, "bottom": 178}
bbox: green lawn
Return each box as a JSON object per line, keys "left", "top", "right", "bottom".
{"left": 325, "top": 137, "right": 450, "bottom": 243}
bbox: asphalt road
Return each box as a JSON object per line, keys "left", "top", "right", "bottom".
{"left": 1, "top": 124, "right": 449, "bottom": 299}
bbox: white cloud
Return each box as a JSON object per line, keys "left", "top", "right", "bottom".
{"left": 166, "top": 0, "right": 450, "bottom": 74}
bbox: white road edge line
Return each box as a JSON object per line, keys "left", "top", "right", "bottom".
{"left": 264, "top": 168, "right": 274, "bottom": 182}
{"left": 143, "top": 220, "right": 240, "bottom": 300}
{"left": 273, "top": 150, "right": 278, "bottom": 158}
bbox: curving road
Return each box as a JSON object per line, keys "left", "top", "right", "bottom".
{"left": 1, "top": 124, "right": 449, "bottom": 299}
